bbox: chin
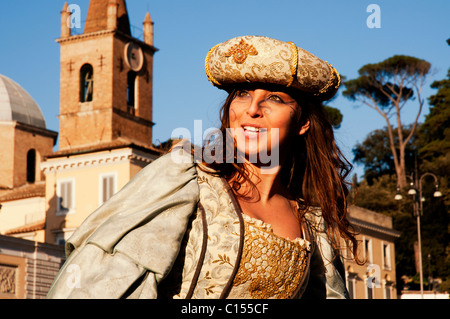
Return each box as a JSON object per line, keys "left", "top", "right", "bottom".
{"left": 237, "top": 143, "right": 277, "bottom": 164}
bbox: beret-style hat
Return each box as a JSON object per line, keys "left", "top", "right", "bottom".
{"left": 205, "top": 35, "right": 340, "bottom": 100}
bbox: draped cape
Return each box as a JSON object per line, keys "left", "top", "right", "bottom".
{"left": 47, "top": 146, "right": 348, "bottom": 299}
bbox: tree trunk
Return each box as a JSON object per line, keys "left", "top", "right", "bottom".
{"left": 385, "top": 120, "right": 407, "bottom": 188}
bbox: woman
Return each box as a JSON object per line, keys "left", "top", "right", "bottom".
{"left": 47, "top": 35, "right": 360, "bottom": 299}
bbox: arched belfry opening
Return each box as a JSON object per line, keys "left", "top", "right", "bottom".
{"left": 26, "top": 149, "right": 36, "bottom": 183}
{"left": 80, "top": 64, "right": 94, "bottom": 103}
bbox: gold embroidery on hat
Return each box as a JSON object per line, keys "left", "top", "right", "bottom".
{"left": 205, "top": 43, "right": 222, "bottom": 86}
{"left": 286, "top": 41, "right": 298, "bottom": 87}
{"left": 224, "top": 39, "right": 258, "bottom": 64}
{"left": 315, "top": 63, "right": 340, "bottom": 96}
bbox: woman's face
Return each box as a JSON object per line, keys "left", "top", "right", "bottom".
{"left": 228, "top": 87, "right": 310, "bottom": 166}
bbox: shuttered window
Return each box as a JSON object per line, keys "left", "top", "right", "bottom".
{"left": 57, "top": 179, "right": 74, "bottom": 214}
{"left": 99, "top": 173, "right": 117, "bottom": 205}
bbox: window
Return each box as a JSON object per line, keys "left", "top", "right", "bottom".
{"left": 383, "top": 275, "right": 394, "bottom": 299}
{"left": 364, "top": 237, "right": 373, "bottom": 264}
{"left": 54, "top": 230, "right": 75, "bottom": 246}
{"left": 345, "top": 241, "right": 355, "bottom": 260}
{"left": 382, "top": 243, "right": 391, "bottom": 269}
{"left": 347, "top": 276, "right": 356, "bottom": 299}
{"left": 346, "top": 266, "right": 357, "bottom": 299}
{"left": 367, "top": 279, "right": 375, "bottom": 299}
{"left": 57, "top": 179, "right": 75, "bottom": 215}
{"left": 55, "top": 232, "right": 66, "bottom": 246}
{"left": 80, "top": 64, "right": 94, "bottom": 102}
{"left": 99, "top": 173, "right": 117, "bottom": 205}
{"left": 384, "top": 282, "right": 392, "bottom": 299}
{"left": 127, "top": 71, "right": 137, "bottom": 112}
{"left": 26, "top": 149, "right": 36, "bottom": 183}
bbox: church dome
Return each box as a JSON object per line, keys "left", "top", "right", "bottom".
{"left": 0, "top": 74, "right": 46, "bottom": 129}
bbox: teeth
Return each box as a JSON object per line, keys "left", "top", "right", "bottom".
{"left": 243, "top": 126, "right": 260, "bottom": 132}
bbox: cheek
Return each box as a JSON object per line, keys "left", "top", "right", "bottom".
{"left": 270, "top": 116, "right": 296, "bottom": 142}
{"left": 229, "top": 107, "right": 237, "bottom": 122}
{"left": 272, "top": 113, "right": 295, "bottom": 131}
{"left": 289, "top": 108, "right": 295, "bottom": 119}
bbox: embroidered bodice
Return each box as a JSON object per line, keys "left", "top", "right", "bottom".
{"left": 228, "top": 214, "right": 311, "bottom": 299}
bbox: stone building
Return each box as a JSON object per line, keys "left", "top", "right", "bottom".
{"left": 0, "top": 0, "right": 160, "bottom": 298}
{"left": 43, "top": 0, "right": 160, "bottom": 245}
{"left": 0, "top": 235, "right": 64, "bottom": 299}
{"left": 0, "top": 74, "right": 63, "bottom": 299}
{"left": 0, "top": 74, "right": 57, "bottom": 241}
{"left": 1, "top": 0, "right": 161, "bottom": 246}
{"left": 344, "top": 205, "right": 401, "bottom": 299}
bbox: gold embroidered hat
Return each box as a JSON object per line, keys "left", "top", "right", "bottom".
{"left": 205, "top": 35, "right": 340, "bottom": 100}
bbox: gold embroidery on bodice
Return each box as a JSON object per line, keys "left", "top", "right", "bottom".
{"left": 230, "top": 214, "right": 311, "bottom": 299}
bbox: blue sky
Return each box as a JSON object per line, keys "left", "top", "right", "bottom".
{"left": 0, "top": 0, "right": 448, "bottom": 178}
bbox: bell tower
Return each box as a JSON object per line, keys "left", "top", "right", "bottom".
{"left": 57, "top": 0, "right": 157, "bottom": 151}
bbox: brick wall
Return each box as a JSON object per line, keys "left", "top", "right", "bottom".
{"left": 58, "top": 32, "right": 155, "bottom": 151}
{"left": 0, "top": 235, "right": 65, "bottom": 299}
{"left": 0, "top": 122, "right": 56, "bottom": 189}
{"left": 25, "top": 255, "right": 65, "bottom": 299}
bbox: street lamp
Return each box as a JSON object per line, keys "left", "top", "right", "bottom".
{"left": 395, "top": 172, "right": 442, "bottom": 299}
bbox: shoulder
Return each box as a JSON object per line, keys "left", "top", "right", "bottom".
{"left": 141, "top": 140, "right": 196, "bottom": 176}
{"left": 303, "top": 206, "right": 326, "bottom": 233}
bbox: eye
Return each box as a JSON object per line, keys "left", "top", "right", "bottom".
{"left": 267, "top": 94, "right": 284, "bottom": 103}
{"left": 236, "top": 90, "right": 250, "bottom": 97}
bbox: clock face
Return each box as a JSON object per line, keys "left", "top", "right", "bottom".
{"left": 124, "top": 42, "right": 144, "bottom": 72}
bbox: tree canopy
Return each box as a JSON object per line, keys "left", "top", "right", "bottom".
{"left": 353, "top": 126, "right": 417, "bottom": 185}
{"left": 419, "top": 68, "right": 450, "bottom": 161}
{"left": 343, "top": 55, "right": 431, "bottom": 188}
{"left": 351, "top": 61, "right": 449, "bottom": 294}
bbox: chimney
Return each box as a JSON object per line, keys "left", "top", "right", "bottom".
{"left": 107, "top": 0, "right": 119, "bottom": 30}
{"left": 143, "top": 12, "right": 154, "bottom": 46}
{"left": 61, "top": 2, "right": 71, "bottom": 38}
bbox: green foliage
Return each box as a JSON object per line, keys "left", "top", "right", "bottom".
{"left": 418, "top": 68, "right": 450, "bottom": 160}
{"left": 324, "top": 105, "right": 343, "bottom": 129}
{"left": 343, "top": 55, "right": 430, "bottom": 109}
{"left": 351, "top": 174, "right": 399, "bottom": 214}
{"left": 352, "top": 60, "right": 449, "bottom": 293}
{"left": 353, "top": 126, "right": 418, "bottom": 185}
{"left": 323, "top": 74, "right": 346, "bottom": 130}
{"left": 343, "top": 55, "right": 432, "bottom": 189}
{"left": 353, "top": 173, "right": 448, "bottom": 291}
{"left": 359, "top": 55, "right": 431, "bottom": 78}
{"left": 418, "top": 67, "right": 450, "bottom": 209}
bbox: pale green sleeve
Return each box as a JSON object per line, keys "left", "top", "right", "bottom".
{"left": 304, "top": 209, "right": 350, "bottom": 299}
{"left": 47, "top": 145, "right": 199, "bottom": 299}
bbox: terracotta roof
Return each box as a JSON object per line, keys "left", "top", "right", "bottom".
{"left": 47, "top": 137, "right": 163, "bottom": 158}
{"left": 0, "top": 182, "right": 45, "bottom": 202}
{"left": 84, "top": 0, "right": 131, "bottom": 35}
{"left": 4, "top": 220, "right": 45, "bottom": 235}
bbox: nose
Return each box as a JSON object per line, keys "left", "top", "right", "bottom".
{"left": 246, "top": 91, "right": 264, "bottom": 118}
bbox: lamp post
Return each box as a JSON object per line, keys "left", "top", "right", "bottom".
{"left": 394, "top": 172, "right": 442, "bottom": 299}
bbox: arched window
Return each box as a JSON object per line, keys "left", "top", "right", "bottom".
{"left": 26, "top": 149, "right": 36, "bottom": 183}
{"left": 127, "top": 71, "right": 137, "bottom": 108}
{"left": 80, "top": 64, "right": 94, "bottom": 102}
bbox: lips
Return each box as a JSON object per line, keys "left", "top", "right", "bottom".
{"left": 241, "top": 125, "right": 267, "bottom": 138}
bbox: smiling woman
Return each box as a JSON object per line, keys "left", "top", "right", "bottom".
{"left": 47, "top": 35, "right": 361, "bottom": 300}
{"left": 227, "top": 86, "right": 308, "bottom": 165}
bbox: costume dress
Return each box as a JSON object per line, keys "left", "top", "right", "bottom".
{"left": 47, "top": 146, "right": 349, "bottom": 299}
